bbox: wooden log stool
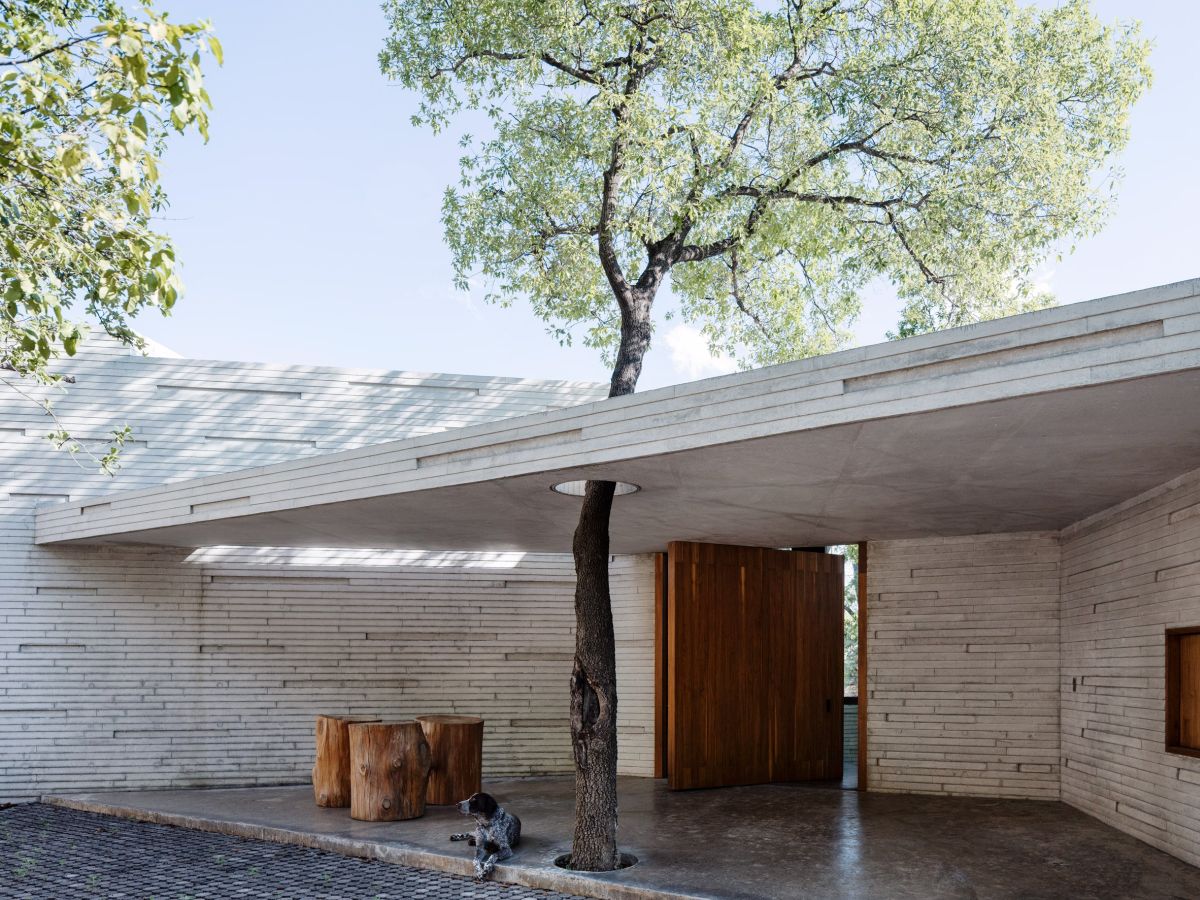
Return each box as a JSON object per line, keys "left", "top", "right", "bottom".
{"left": 417, "top": 714, "right": 484, "bottom": 805}
{"left": 348, "top": 720, "right": 432, "bottom": 821}
{"left": 312, "top": 714, "right": 381, "bottom": 808}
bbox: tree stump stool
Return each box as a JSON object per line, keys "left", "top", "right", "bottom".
{"left": 348, "top": 721, "right": 432, "bottom": 821}
{"left": 417, "top": 714, "right": 484, "bottom": 805}
{"left": 312, "top": 714, "right": 380, "bottom": 808}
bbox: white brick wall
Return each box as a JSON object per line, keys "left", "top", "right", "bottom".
{"left": 17, "top": 338, "right": 1198, "bottom": 868}
{"left": 1060, "top": 467, "right": 1200, "bottom": 867}
{"left": 867, "top": 489, "right": 1200, "bottom": 867}
{"left": 611, "top": 554, "right": 657, "bottom": 777}
{"left": 866, "top": 533, "right": 1061, "bottom": 799}
{"left": 1, "top": 342, "right": 657, "bottom": 801}
{"left": 0, "top": 537, "right": 656, "bottom": 801}
{"left": 0, "top": 335, "right": 605, "bottom": 503}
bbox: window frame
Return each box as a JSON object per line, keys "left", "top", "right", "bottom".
{"left": 1166, "top": 625, "right": 1200, "bottom": 759}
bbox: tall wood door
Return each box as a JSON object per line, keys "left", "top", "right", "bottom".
{"left": 667, "top": 541, "right": 843, "bottom": 790}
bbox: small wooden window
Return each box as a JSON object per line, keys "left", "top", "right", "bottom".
{"left": 1166, "top": 626, "right": 1200, "bottom": 758}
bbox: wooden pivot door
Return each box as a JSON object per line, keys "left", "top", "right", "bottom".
{"left": 667, "top": 541, "right": 843, "bottom": 790}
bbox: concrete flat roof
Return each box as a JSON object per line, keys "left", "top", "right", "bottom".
{"left": 35, "top": 279, "right": 1200, "bottom": 553}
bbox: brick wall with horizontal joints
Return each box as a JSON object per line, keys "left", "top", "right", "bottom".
{"left": 0, "top": 540, "right": 656, "bottom": 801}
{"left": 0, "top": 340, "right": 661, "bottom": 802}
{"left": 866, "top": 533, "right": 1062, "bottom": 799}
{"left": 1059, "top": 468, "right": 1200, "bottom": 867}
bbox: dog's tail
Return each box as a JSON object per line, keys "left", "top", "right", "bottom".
{"left": 449, "top": 832, "right": 475, "bottom": 844}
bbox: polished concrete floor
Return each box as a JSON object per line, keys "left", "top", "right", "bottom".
{"left": 47, "top": 777, "right": 1200, "bottom": 900}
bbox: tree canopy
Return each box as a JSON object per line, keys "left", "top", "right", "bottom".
{"left": 383, "top": 0, "right": 1152, "bottom": 871}
{"left": 1, "top": 0, "right": 219, "bottom": 385}
{"left": 382, "top": 0, "right": 1150, "bottom": 370}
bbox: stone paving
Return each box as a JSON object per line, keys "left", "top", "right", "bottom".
{"left": 0, "top": 804, "right": 585, "bottom": 900}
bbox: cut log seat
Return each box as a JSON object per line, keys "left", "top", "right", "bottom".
{"left": 349, "top": 720, "right": 432, "bottom": 821}
{"left": 312, "top": 714, "right": 381, "bottom": 808}
{"left": 417, "top": 714, "right": 484, "bottom": 805}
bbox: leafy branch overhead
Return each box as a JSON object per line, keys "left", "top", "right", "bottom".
{"left": 382, "top": 0, "right": 1150, "bottom": 368}
{"left": 1, "top": 0, "right": 221, "bottom": 384}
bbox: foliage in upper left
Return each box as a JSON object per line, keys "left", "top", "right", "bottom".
{"left": 1, "top": 0, "right": 218, "bottom": 380}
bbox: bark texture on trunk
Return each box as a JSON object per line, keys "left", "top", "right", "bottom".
{"left": 569, "top": 477, "right": 620, "bottom": 871}
{"left": 568, "top": 289, "right": 654, "bottom": 870}
{"left": 608, "top": 301, "right": 652, "bottom": 397}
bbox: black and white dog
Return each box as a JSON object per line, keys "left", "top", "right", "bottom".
{"left": 449, "top": 791, "right": 522, "bottom": 879}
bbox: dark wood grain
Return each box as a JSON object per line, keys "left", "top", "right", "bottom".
{"left": 311, "top": 714, "right": 381, "bottom": 808}
{"left": 667, "top": 541, "right": 843, "bottom": 790}
{"left": 416, "top": 714, "right": 483, "bottom": 805}
{"left": 349, "top": 721, "right": 431, "bottom": 821}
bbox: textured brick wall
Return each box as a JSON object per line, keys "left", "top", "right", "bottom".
{"left": 1060, "top": 468, "right": 1200, "bottom": 867}
{"left": 866, "top": 533, "right": 1061, "bottom": 798}
{"left": 611, "top": 553, "right": 658, "bottom": 777}
{"left": 0, "top": 535, "right": 656, "bottom": 802}
{"left": 0, "top": 341, "right": 661, "bottom": 802}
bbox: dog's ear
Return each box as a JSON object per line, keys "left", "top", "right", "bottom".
{"left": 475, "top": 792, "right": 498, "bottom": 818}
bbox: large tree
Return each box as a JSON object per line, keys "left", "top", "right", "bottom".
{"left": 381, "top": 0, "right": 1149, "bottom": 870}
{"left": 1, "top": 0, "right": 219, "bottom": 468}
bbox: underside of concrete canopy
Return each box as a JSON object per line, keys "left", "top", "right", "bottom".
{"left": 34, "top": 279, "right": 1200, "bottom": 554}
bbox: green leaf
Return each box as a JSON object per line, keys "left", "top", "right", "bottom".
{"left": 380, "top": 0, "right": 1149, "bottom": 371}
{"left": 0, "top": 0, "right": 217, "bottom": 472}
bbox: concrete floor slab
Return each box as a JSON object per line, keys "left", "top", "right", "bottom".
{"left": 45, "top": 776, "right": 1200, "bottom": 900}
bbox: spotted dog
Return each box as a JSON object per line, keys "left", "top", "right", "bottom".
{"left": 449, "top": 791, "right": 522, "bottom": 879}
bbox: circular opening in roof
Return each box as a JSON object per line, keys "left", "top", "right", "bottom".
{"left": 550, "top": 480, "right": 641, "bottom": 497}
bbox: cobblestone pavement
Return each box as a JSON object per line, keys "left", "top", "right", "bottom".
{"left": 0, "top": 804, "right": 587, "bottom": 900}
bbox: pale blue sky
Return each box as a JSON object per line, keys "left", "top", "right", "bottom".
{"left": 139, "top": 1, "right": 1199, "bottom": 389}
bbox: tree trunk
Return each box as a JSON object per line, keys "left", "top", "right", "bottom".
{"left": 312, "top": 714, "right": 380, "bottom": 808}
{"left": 349, "top": 721, "right": 432, "bottom": 821}
{"left": 417, "top": 714, "right": 484, "bottom": 805}
{"left": 568, "top": 290, "right": 653, "bottom": 871}
{"left": 569, "top": 478, "right": 620, "bottom": 870}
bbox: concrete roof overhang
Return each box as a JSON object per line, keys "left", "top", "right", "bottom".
{"left": 34, "top": 280, "right": 1200, "bottom": 554}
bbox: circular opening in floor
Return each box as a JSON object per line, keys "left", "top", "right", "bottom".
{"left": 553, "top": 851, "right": 638, "bottom": 871}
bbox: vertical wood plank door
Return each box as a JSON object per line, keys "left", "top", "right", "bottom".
{"left": 667, "top": 541, "right": 843, "bottom": 790}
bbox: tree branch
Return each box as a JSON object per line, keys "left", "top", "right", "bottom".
{"left": 540, "top": 52, "right": 605, "bottom": 85}
{"left": 885, "top": 209, "right": 945, "bottom": 286}
{"left": 434, "top": 47, "right": 625, "bottom": 87}
{"left": 677, "top": 190, "right": 906, "bottom": 264}
{"left": 597, "top": 115, "right": 632, "bottom": 302}
{"left": 537, "top": 216, "right": 599, "bottom": 244}
{"left": 719, "top": 60, "right": 837, "bottom": 168}
{"left": 728, "top": 248, "right": 779, "bottom": 348}
{"left": 596, "top": 19, "right": 667, "bottom": 306}
{"left": 1, "top": 33, "right": 95, "bottom": 67}
{"left": 673, "top": 111, "right": 941, "bottom": 265}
